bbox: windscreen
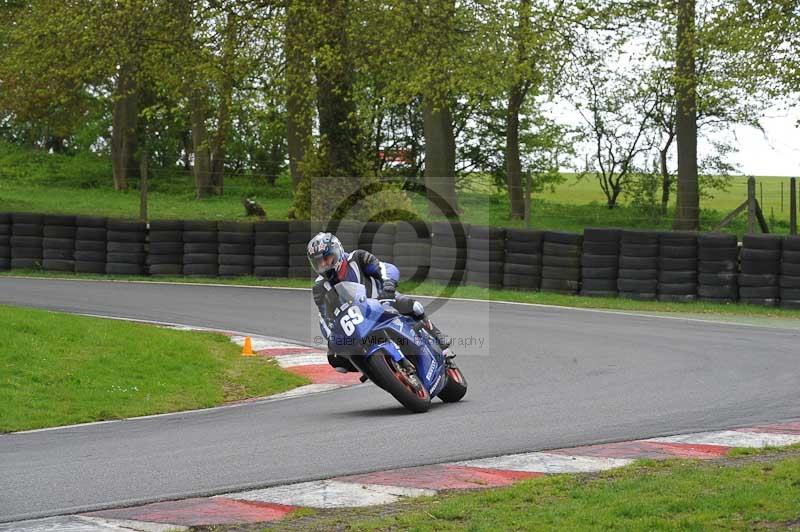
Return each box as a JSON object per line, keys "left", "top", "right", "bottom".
{"left": 322, "top": 281, "right": 364, "bottom": 321}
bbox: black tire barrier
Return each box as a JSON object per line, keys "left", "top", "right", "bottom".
{"left": 147, "top": 254, "right": 183, "bottom": 265}
{"left": 329, "top": 220, "right": 363, "bottom": 251}
{"left": 10, "top": 213, "right": 43, "bottom": 268}
{"left": 394, "top": 222, "right": 430, "bottom": 282}
{"left": 581, "top": 278, "right": 618, "bottom": 291}
{"left": 618, "top": 230, "right": 660, "bottom": 300}
{"left": 74, "top": 216, "right": 107, "bottom": 274}
{"left": 149, "top": 242, "right": 184, "bottom": 254}
{"left": 254, "top": 266, "right": 289, "bottom": 278}
{"left": 542, "top": 255, "right": 580, "bottom": 268}
{"left": 183, "top": 221, "right": 217, "bottom": 277}
{"left": 148, "top": 264, "right": 183, "bottom": 276}
{"left": 182, "top": 263, "right": 219, "bottom": 277}
{"left": 217, "top": 222, "right": 253, "bottom": 276}
{"left": 658, "top": 231, "right": 697, "bottom": 301}
{"left": 288, "top": 266, "right": 315, "bottom": 278}
{"left": 541, "top": 231, "right": 581, "bottom": 294}
{"left": 581, "top": 253, "right": 618, "bottom": 268}
{"left": 184, "top": 242, "right": 217, "bottom": 254}
{"left": 360, "top": 223, "right": 395, "bottom": 261}
{"left": 466, "top": 225, "right": 505, "bottom": 289}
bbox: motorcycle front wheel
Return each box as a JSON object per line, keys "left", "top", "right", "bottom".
{"left": 437, "top": 362, "right": 468, "bottom": 403}
{"left": 365, "top": 352, "right": 431, "bottom": 413}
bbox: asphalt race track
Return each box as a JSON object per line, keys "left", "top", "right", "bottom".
{"left": 1, "top": 277, "right": 799, "bottom": 522}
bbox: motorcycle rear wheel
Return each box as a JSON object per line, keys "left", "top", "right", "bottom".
{"left": 365, "top": 352, "right": 431, "bottom": 413}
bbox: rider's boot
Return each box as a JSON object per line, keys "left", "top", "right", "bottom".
{"left": 419, "top": 317, "right": 452, "bottom": 353}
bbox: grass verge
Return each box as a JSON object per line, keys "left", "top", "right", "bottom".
{"left": 262, "top": 445, "right": 800, "bottom": 531}
{"left": 0, "top": 304, "right": 309, "bottom": 432}
{"left": 3, "top": 269, "right": 800, "bottom": 320}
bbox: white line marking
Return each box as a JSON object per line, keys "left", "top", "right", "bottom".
{"left": 224, "top": 480, "right": 435, "bottom": 508}
{"left": 648, "top": 430, "right": 800, "bottom": 448}
{"left": 271, "top": 354, "right": 330, "bottom": 367}
{"left": 456, "top": 452, "right": 633, "bottom": 473}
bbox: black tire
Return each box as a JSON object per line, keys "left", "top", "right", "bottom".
{"left": 780, "top": 299, "right": 800, "bottom": 310}
{"left": 437, "top": 364, "right": 468, "bottom": 403}
{"left": 219, "top": 243, "right": 252, "bottom": 255}
{"left": 149, "top": 230, "right": 183, "bottom": 243}
{"left": 183, "top": 253, "right": 218, "bottom": 264}
{"left": 254, "top": 255, "right": 290, "bottom": 267}
{"left": 782, "top": 250, "right": 800, "bottom": 264}
{"left": 75, "top": 240, "right": 106, "bottom": 252}
{"left": 107, "top": 230, "right": 146, "bottom": 243}
{"left": 219, "top": 254, "right": 254, "bottom": 266}
{"left": 107, "top": 242, "right": 145, "bottom": 253}
{"left": 11, "top": 247, "right": 43, "bottom": 259}
{"left": 660, "top": 245, "right": 697, "bottom": 259}
{"left": 431, "top": 256, "right": 466, "bottom": 270}
{"left": 698, "top": 284, "right": 738, "bottom": 298}
{"left": 183, "top": 263, "right": 219, "bottom": 276}
{"left": 184, "top": 243, "right": 218, "bottom": 254}
{"left": 76, "top": 228, "right": 106, "bottom": 241}
{"left": 583, "top": 227, "right": 621, "bottom": 242}
{"left": 504, "top": 262, "right": 541, "bottom": 276}
{"left": 739, "top": 297, "right": 778, "bottom": 307}
{"left": 106, "top": 263, "right": 145, "bottom": 275}
{"left": 740, "top": 261, "right": 780, "bottom": 275}
{"left": 739, "top": 286, "right": 779, "bottom": 298}
{"left": 467, "top": 238, "right": 504, "bottom": 253}
{"left": 698, "top": 259, "right": 736, "bottom": 273}
{"left": 738, "top": 273, "right": 778, "bottom": 287}
{"left": 0, "top": 225, "right": 10, "bottom": 236}
{"left": 42, "top": 237, "right": 74, "bottom": 250}
{"left": 657, "top": 293, "right": 697, "bottom": 303}
{"left": 363, "top": 352, "right": 431, "bottom": 413}
{"left": 43, "top": 226, "right": 76, "bottom": 238}
{"left": 621, "top": 230, "right": 659, "bottom": 245}
{"left": 618, "top": 291, "right": 656, "bottom": 301}
{"left": 581, "top": 254, "right": 618, "bottom": 268}
{"left": 106, "top": 220, "right": 146, "bottom": 232}
{"left": 698, "top": 272, "right": 737, "bottom": 286}
{"left": 543, "top": 242, "right": 581, "bottom": 257}
{"left": 698, "top": 247, "right": 739, "bottom": 261}
{"left": 658, "top": 271, "right": 696, "bottom": 284}
{"left": 699, "top": 296, "right": 736, "bottom": 305}
{"left": 580, "top": 290, "right": 618, "bottom": 297}
{"left": 468, "top": 225, "right": 504, "bottom": 240}
{"left": 617, "top": 268, "right": 658, "bottom": 280}
{"left": 43, "top": 249, "right": 74, "bottom": 260}
{"left": 581, "top": 267, "right": 618, "bottom": 279}
{"left": 618, "top": 256, "right": 658, "bottom": 269}
{"left": 255, "top": 232, "right": 289, "bottom": 245}
{"left": 219, "top": 265, "right": 253, "bottom": 277}
{"left": 780, "top": 288, "right": 800, "bottom": 300}
{"left": 620, "top": 244, "right": 659, "bottom": 258}
{"left": 544, "top": 231, "right": 582, "bottom": 245}
{"left": 42, "top": 259, "right": 74, "bottom": 272}
{"left": 254, "top": 266, "right": 289, "bottom": 278}
{"left": 11, "top": 236, "right": 43, "bottom": 248}
{"left": 0, "top": 247, "right": 9, "bottom": 259}
{"left": 781, "top": 262, "right": 800, "bottom": 276}
{"left": 659, "top": 232, "right": 697, "bottom": 246}
{"left": 783, "top": 237, "right": 800, "bottom": 252}
{"left": 780, "top": 275, "right": 800, "bottom": 288}
{"left": 581, "top": 241, "right": 619, "bottom": 254}
{"left": 466, "top": 271, "right": 503, "bottom": 284}
{"left": 581, "top": 278, "right": 618, "bottom": 291}
{"left": 75, "top": 251, "right": 106, "bottom": 262}
{"left": 288, "top": 266, "right": 315, "bottom": 278}
{"left": 503, "top": 252, "right": 540, "bottom": 265}
{"left": 542, "top": 266, "right": 580, "bottom": 280}
{"left": 11, "top": 224, "right": 43, "bottom": 237}
{"left": 742, "top": 234, "right": 782, "bottom": 250}
{"left": 741, "top": 248, "right": 781, "bottom": 262}
{"left": 147, "top": 254, "right": 183, "bottom": 265}
{"left": 698, "top": 233, "right": 737, "bottom": 248}
{"left": 505, "top": 228, "right": 544, "bottom": 243}
{"left": 542, "top": 255, "right": 580, "bottom": 268}
{"left": 395, "top": 243, "right": 431, "bottom": 256}
{"left": 661, "top": 257, "right": 697, "bottom": 271}
{"left": 465, "top": 259, "right": 503, "bottom": 273}
{"left": 502, "top": 274, "right": 540, "bottom": 288}
{"left": 658, "top": 282, "right": 697, "bottom": 295}
{"left": 254, "top": 244, "right": 289, "bottom": 256}
{"left": 432, "top": 246, "right": 468, "bottom": 259}
{"left": 149, "top": 242, "right": 183, "bottom": 254}
{"left": 183, "top": 221, "right": 217, "bottom": 232}
{"left": 618, "top": 279, "right": 658, "bottom": 292}
{"left": 254, "top": 221, "right": 289, "bottom": 232}
{"left": 428, "top": 268, "right": 466, "bottom": 283}
{"left": 75, "top": 261, "right": 106, "bottom": 274}
{"left": 106, "top": 252, "right": 145, "bottom": 264}
{"left": 12, "top": 213, "right": 43, "bottom": 224}
{"left": 466, "top": 248, "right": 503, "bottom": 262}
{"left": 183, "top": 231, "right": 217, "bottom": 244}
{"left": 75, "top": 216, "right": 106, "bottom": 228}
{"left": 147, "top": 263, "right": 184, "bottom": 276}
{"left": 504, "top": 240, "right": 540, "bottom": 254}
{"left": 149, "top": 220, "right": 183, "bottom": 231}
{"left": 218, "top": 232, "right": 254, "bottom": 244}
{"left": 11, "top": 258, "right": 42, "bottom": 269}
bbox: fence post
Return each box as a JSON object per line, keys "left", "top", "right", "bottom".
{"left": 139, "top": 146, "right": 148, "bottom": 222}
{"left": 524, "top": 170, "right": 532, "bottom": 228}
{"left": 791, "top": 177, "right": 797, "bottom": 236}
{"left": 747, "top": 176, "right": 756, "bottom": 234}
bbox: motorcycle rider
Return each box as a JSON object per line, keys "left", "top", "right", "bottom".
{"left": 308, "top": 231, "right": 451, "bottom": 373}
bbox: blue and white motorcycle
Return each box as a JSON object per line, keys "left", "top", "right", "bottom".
{"left": 321, "top": 281, "right": 467, "bottom": 413}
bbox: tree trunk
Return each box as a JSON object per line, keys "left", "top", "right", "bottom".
{"left": 111, "top": 67, "right": 138, "bottom": 191}
{"left": 190, "top": 92, "right": 213, "bottom": 199}
{"left": 673, "top": 0, "right": 699, "bottom": 230}
{"left": 506, "top": 84, "right": 526, "bottom": 220}
{"left": 285, "top": 1, "right": 312, "bottom": 190}
{"left": 659, "top": 133, "right": 674, "bottom": 214}
{"left": 423, "top": 98, "right": 458, "bottom": 217}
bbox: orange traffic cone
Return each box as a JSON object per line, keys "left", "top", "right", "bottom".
{"left": 241, "top": 336, "right": 255, "bottom": 357}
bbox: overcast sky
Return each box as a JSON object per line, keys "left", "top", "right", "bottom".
{"left": 726, "top": 110, "right": 800, "bottom": 177}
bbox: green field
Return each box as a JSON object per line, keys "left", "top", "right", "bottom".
{"left": 0, "top": 304, "right": 308, "bottom": 432}
{"left": 264, "top": 447, "right": 800, "bottom": 531}
{"left": 1, "top": 141, "right": 797, "bottom": 234}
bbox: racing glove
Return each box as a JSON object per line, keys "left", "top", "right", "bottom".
{"left": 378, "top": 278, "right": 397, "bottom": 300}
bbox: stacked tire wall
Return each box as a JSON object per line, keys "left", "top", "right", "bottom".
{"left": 254, "top": 221, "right": 289, "bottom": 278}
{"left": 106, "top": 220, "right": 146, "bottom": 275}
{"left": 42, "top": 215, "right": 76, "bottom": 272}
{"left": 429, "top": 221, "right": 468, "bottom": 286}
{"left": 580, "top": 228, "right": 620, "bottom": 297}
{"left": 183, "top": 221, "right": 218, "bottom": 277}
{"left": 739, "top": 235, "right": 782, "bottom": 307}
{"left": 218, "top": 222, "right": 253, "bottom": 277}
{"left": 780, "top": 237, "right": 800, "bottom": 309}
{"left": 697, "top": 233, "right": 738, "bottom": 303}
{"left": 11, "top": 213, "right": 43, "bottom": 269}
{"left": 393, "top": 221, "right": 431, "bottom": 283}
{"left": 288, "top": 221, "right": 320, "bottom": 278}
{"left": 75, "top": 216, "right": 107, "bottom": 273}
{"left": 466, "top": 225, "right": 505, "bottom": 289}
{"left": 0, "top": 213, "right": 10, "bottom": 271}
{"left": 657, "top": 232, "right": 697, "bottom": 302}
{"left": 359, "top": 222, "right": 395, "bottom": 263}
{"left": 503, "top": 229, "right": 542, "bottom": 290}
{"left": 147, "top": 220, "right": 183, "bottom": 276}
{"left": 541, "top": 231, "right": 582, "bottom": 294}
{"left": 618, "top": 230, "right": 659, "bottom": 300}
